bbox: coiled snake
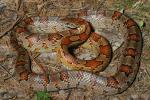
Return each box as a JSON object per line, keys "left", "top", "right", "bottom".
{"left": 10, "top": 11, "right": 142, "bottom": 95}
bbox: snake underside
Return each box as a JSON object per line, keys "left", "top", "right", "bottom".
{"left": 10, "top": 10, "right": 142, "bottom": 95}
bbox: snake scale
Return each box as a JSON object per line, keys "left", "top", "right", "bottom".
{"left": 10, "top": 11, "right": 142, "bottom": 95}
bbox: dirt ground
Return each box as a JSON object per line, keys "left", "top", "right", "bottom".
{"left": 0, "top": 0, "right": 150, "bottom": 100}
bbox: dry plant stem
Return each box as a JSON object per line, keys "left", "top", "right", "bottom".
{"left": 0, "top": 64, "right": 19, "bottom": 83}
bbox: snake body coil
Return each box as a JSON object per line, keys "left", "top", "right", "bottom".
{"left": 11, "top": 11, "right": 142, "bottom": 95}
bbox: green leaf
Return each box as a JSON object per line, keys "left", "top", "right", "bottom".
{"left": 138, "top": 21, "right": 145, "bottom": 29}
{"left": 36, "top": 91, "right": 52, "bottom": 100}
{"left": 120, "top": 8, "right": 125, "bottom": 14}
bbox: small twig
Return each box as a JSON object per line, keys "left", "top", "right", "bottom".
{"left": 16, "top": 0, "right": 22, "bottom": 11}
{"left": 30, "top": 53, "right": 48, "bottom": 74}
{"left": 47, "top": 87, "right": 83, "bottom": 93}
{"left": 65, "top": 82, "right": 81, "bottom": 100}
{"left": 31, "top": 52, "right": 41, "bottom": 59}
{"left": 145, "top": 68, "right": 150, "bottom": 78}
{"left": 0, "top": 64, "right": 13, "bottom": 77}
{"left": 0, "top": 64, "right": 19, "bottom": 84}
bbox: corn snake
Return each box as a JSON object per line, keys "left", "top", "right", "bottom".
{"left": 10, "top": 10, "right": 142, "bottom": 95}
